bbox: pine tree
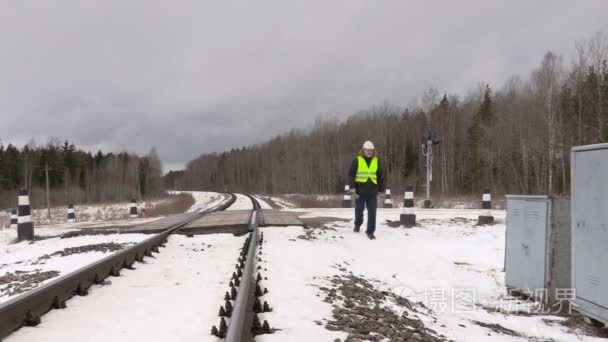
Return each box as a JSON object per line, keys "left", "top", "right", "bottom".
{"left": 466, "top": 116, "right": 482, "bottom": 190}
{"left": 439, "top": 94, "right": 449, "bottom": 113}
{"left": 2, "top": 144, "right": 21, "bottom": 189}
{"left": 465, "top": 85, "right": 496, "bottom": 190}
{"left": 478, "top": 85, "right": 496, "bottom": 126}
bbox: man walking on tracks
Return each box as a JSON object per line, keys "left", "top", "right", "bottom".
{"left": 348, "top": 140, "right": 385, "bottom": 239}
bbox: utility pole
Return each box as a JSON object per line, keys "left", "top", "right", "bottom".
{"left": 45, "top": 162, "right": 51, "bottom": 220}
{"left": 421, "top": 129, "right": 440, "bottom": 208}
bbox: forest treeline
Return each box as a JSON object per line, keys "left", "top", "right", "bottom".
{"left": 0, "top": 139, "right": 164, "bottom": 209}
{"left": 179, "top": 32, "right": 608, "bottom": 196}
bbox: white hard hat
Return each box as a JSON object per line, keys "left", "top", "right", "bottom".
{"left": 362, "top": 141, "right": 375, "bottom": 149}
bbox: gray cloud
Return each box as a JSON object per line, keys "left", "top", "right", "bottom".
{"left": 1, "top": 1, "right": 607, "bottom": 171}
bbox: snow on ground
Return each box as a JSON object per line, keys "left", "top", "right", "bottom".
{"left": 226, "top": 193, "right": 253, "bottom": 210}
{"left": 182, "top": 191, "right": 227, "bottom": 212}
{"left": 253, "top": 195, "right": 274, "bottom": 209}
{"left": 290, "top": 207, "right": 503, "bottom": 222}
{"left": 0, "top": 198, "right": 176, "bottom": 228}
{"left": 0, "top": 191, "right": 226, "bottom": 251}
{"left": 1, "top": 190, "right": 225, "bottom": 229}
{"left": 268, "top": 196, "right": 296, "bottom": 209}
{"left": 2, "top": 202, "right": 600, "bottom": 341}
{"left": 1, "top": 217, "right": 160, "bottom": 241}
{"left": 0, "top": 191, "right": 229, "bottom": 305}
{"left": 257, "top": 208, "right": 601, "bottom": 342}
{"left": 6, "top": 233, "right": 247, "bottom": 342}
{"left": 315, "top": 194, "right": 340, "bottom": 201}
{"left": 0, "top": 233, "right": 149, "bottom": 304}
{"left": 0, "top": 226, "right": 75, "bottom": 248}
{"left": 0, "top": 216, "right": 159, "bottom": 256}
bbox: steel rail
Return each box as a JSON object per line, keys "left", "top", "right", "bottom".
{"left": 0, "top": 193, "right": 236, "bottom": 340}
{"left": 225, "top": 195, "right": 261, "bottom": 342}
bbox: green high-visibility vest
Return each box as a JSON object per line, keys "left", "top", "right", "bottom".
{"left": 355, "top": 156, "right": 378, "bottom": 184}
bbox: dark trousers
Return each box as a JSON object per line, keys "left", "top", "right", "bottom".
{"left": 354, "top": 193, "right": 377, "bottom": 233}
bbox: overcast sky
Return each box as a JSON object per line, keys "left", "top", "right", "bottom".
{"left": 1, "top": 1, "right": 607, "bottom": 171}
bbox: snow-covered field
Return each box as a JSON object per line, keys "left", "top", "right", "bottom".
{"left": 0, "top": 197, "right": 182, "bottom": 227}
{"left": 0, "top": 191, "right": 229, "bottom": 305}
{"left": 226, "top": 193, "right": 253, "bottom": 210}
{"left": 0, "top": 233, "right": 149, "bottom": 304}
{"left": 0, "top": 217, "right": 159, "bottom": 244}
{"left": 256, "top": 208, "right": 602, "bottom": 342}
{"left": 6, "top": 234, "right": 247, "bottom": 342}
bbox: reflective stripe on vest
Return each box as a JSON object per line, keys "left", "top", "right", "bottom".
{"left": 355, "top": 156, "right": 378, "bottom": 184}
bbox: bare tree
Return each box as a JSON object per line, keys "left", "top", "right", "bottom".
{"left": 531, "top": 51, "right": 564, "bottom": 194}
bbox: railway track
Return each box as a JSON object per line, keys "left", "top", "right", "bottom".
{"left": 212, "top": 195, "right": 274, "bottom": 341}
{"left": 0, "top": 193, "right": 237, "bottom": 340}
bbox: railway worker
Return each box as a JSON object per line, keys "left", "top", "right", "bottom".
{"left": 348, "top": 140, "right": 385, "bottom": 239}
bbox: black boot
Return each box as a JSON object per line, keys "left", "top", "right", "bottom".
{"left": 354, "top": 225, "right": 360, "bottom": 233}
{"left": 366, "top": 232, "right": 376, "bottom": 240}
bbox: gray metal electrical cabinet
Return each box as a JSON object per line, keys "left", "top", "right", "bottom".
{"left": 505, "top": 195, "right": 571, "bottom": 304}
{"left": 571, "top": 143, "right": 608, "bottom": 324}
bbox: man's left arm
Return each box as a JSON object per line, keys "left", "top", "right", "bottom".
{"left": 377, "top": 159, "right": 385, "bottom": 193}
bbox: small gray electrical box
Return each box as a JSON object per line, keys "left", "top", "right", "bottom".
{"left": 571, "top": 143, "right": 608, "bottom": 324}
{"left": 505, "top": 195, "right": 571, "bottom": 304}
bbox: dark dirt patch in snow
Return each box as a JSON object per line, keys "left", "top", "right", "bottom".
{"left": 32, "top": 242, "right": 132, "bottom": 265}
{"left": 385, "top": 218, "right": 479, "bottom": 229}
{"left": 471, "top": 320, "right": 522, "bottom": 337}
{"left": 453, "top": 261, "right": 472, "bottom": 266}
{"left": 474, "top": 304, "right": 608, "bottom": 340}
{"left": 52, "top": 242, "right": 130, "bottom": 256}
{"left": 31, "top": 229, "right": 129, "bottom": 241}
{"left": 471, "top": 320, "right": 557, "bottom": 342}
{"left": 449, "top": 217, "right": 479, "bottom": 227}
{"left": 0, "top": 269, "right": 60, "bottom": 297}
{"left": 180, "top": 243, "right": 212, "bottom": 252}
{"left": 317, "top": 267, "right": 447, "bottom": 342}
{"left": 416, "top": 219, "right": 442, "bottom": 226}
{"left": 300, "top": 216, "right": 351, "bottom": 227}
{"left": 386, "top": 217, "right": 486, "bottom": 229}
{"left": 58, "top": 229, "right": 128, "bottom": 239}
{"left": 559, "top": 313, "right": 608, "bottom": 338}
{"left": 295, "top": 225, "right": 344, "bottom": 241}
{"left": 477, "top": 295, "right": 608, "bottom": 338}
{"left": 475, "top": 302, "right": 539, "bottom": 317}
{"left": 384, "top": 220, "right": 403, "bottom": 228}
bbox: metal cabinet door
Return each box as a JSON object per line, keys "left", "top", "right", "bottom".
{"left": 572, "top": 149, "right": 608, "bottom": 308}
{"left": 506, "top": 199, "right": 526, "bottom": 288}
{"left": 506, "top": 198, "right": 547, "bottom": 294}
{"left": 522, "top": 200, "right": 548, "bottom": 293}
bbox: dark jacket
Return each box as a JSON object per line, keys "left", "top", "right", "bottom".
{"left": 348, "top": 155, "right": 385, "bottom": 195}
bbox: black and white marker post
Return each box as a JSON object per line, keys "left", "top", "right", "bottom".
{"left": 17, "top": 189, "right": 34, "bottom": 241}
{"left": 67, "top": 204, "right": 76, "bottom": 223}
{"left": 10, "top": 209, "right": 18, "bottom": 228}
{"left": 342, "top": 185, "right": 351, "bottom": 208}
{"left": 400, "top": 186, "right": 416, "bottom": 227}
{"left": 383, "top": 189, "right": 393, "bottom": 208}
{"left": 477, "top": 189, "right": 494, "bottom": 225}
{"left": 129, "top": 199, "right": 138, "bottom": 218}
